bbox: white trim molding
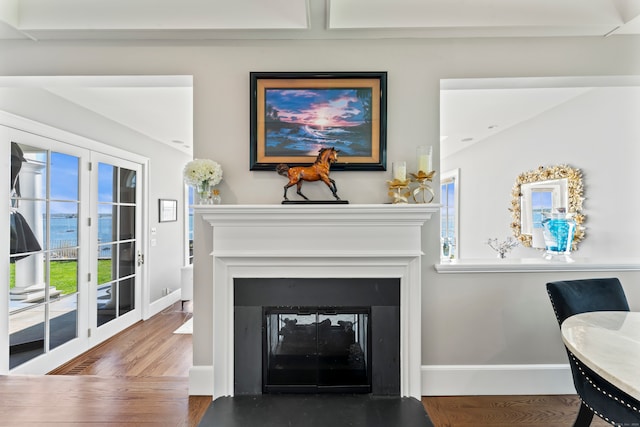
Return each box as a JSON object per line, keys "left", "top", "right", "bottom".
{"left": 435, "top": 258, "right": 640, "bottom": 273}
{"left": 421, "top": 364, "right": 575, "bottom": 396}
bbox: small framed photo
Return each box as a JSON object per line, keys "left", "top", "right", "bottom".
{"left": 158, "top": 199, "right": 177, "bottom": 222}
{"left": 250, "top": 71, "right": 387, "bottom": 171}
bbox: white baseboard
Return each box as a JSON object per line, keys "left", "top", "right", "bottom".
{"left": 421, "top": 364, "right": 576, "bottom": 396}
{"left": 189, "top": 365, "right": 215, "bottom": 396}
{"left": 187, "top": 363, "right": 575, "bottom": 397}
{"left": 145, "top": 290, "right": 181, "bottom": 320}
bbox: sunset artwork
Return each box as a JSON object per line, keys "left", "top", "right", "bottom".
{"left": 263, "top": 87, "right": 373, "bottom": 158}
{"left": 250, "top": 72, "right": 386, "bottom": 171}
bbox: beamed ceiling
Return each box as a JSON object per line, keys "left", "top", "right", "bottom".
{"left": 1, "top": 0, "right": 639, "bottom": 41}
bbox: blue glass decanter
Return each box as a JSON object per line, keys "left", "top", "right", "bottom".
{"left": 541, "top": 209, "right": 576, "bottom": 261}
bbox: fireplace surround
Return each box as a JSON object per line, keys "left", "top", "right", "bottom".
{"left": 193, "top": 204, "right": 437, "bottom": 399}
{"left": 234, "top": 277, "right": 400, "bottom": 395}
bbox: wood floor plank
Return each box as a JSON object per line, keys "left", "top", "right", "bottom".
{"left": 422, "top": 395, "right": 611, "bottom": 427}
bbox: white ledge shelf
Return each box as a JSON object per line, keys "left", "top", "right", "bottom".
{"left": 435, "top": 258, "right": 640, "bottom": 273}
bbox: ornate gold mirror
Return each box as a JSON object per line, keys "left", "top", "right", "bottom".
{"left": 510, "top": 165, "right": 585, "bottom": 248}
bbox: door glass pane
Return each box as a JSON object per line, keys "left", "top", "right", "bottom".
{"left": 10, "top": 199, "right": 45, "bottom": 255}
{"left": 50, "top": 257, "right": 78, "bottom": 296}
{"left": 120, "top": 168, "right": 136, "bottom": 203}
{"left": 98, "top": 204, "right": 116, "bottom": 244}
{"left": 98, "top": 244, "right": 116, "bottom": 284}
{"left": 9, "top": 305, "right": 45, "bottom": 369}
{"left": 119, "top": 206, "right": 135, "bottom": 240}
{"left": 51, "top": 152, "right": 79, "bottom": 201}
{"left": 97, "top": 284, "right": 116, "bottom": 326}
{"left": 98, "top": 163, "right": 116, "bottom": 203}
{"left": 119, "top": 278, "right": 135, "bottom": 314}
{"left": 50, "top": 201, "right": 78, "bottom": 251}
{"left": 15, "top": 144, "right": 47, "bottom": 200}
{"left": 50, "top": 295, "right": 78, "bottom": 350}
{"left": 118, "top": 242, "right": 135, "bottom": 279}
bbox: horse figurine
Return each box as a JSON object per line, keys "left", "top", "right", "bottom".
{"left": 276, "top": 147, "right": 341, "bottom": 201}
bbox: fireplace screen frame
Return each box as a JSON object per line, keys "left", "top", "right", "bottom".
{"left": 263, "top": 306, "right": 372, "bottom": 394}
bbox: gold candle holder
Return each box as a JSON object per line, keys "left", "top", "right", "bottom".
{"left": 410, "top": 170, "right": 436, "bottom": 204}
{"left": 387, "top": 178, "right": 411, "bottom": 204}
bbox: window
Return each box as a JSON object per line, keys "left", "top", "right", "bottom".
{"left": 440, "top": 169, "right": 459, "bottom": 260}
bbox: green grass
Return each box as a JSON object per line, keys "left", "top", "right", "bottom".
{"left": 10, "top": 259, "right": 114, "bottom": 296}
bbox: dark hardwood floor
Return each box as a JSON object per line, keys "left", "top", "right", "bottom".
{"left": 0, "top": 301, "right": 609, "bottom": 426}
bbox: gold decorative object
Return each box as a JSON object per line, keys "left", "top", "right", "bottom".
{"left": 410, "top": 170, "right": 436, "bottom": 204}
{"left": 387, "top": 178, "right": 411, "bottom": 204}
{"left": 509, "top": 164, "right": 585, "bottom": 249}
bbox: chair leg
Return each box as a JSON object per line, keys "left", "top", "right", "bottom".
{"left": 573, "top": 401, "right": 594, "bottom": 427}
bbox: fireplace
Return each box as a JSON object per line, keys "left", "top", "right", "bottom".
{"left": 192, "top": 204, "right": 437, "bottom": 399}
{"left": 234, "top": 278, "right": 400, "bottom": 395}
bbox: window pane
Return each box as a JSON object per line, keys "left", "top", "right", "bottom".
{"left": 98, "top": 204, "right": 116, "bottom": 244}
{"left": 9, "top": 305, "right": 45, "bottom": 369}
{"left": 14, "top": 143, "right": 47, "bottom": 201}
{"left": 119, "top": 278, "right": 135, "bottom": 314}
{"left": 98, "top": 163, "right": 116, "bottom": 203}
{"left": 97, "top": 284, "right": 116, "bottom": 326}
{"left": 118, "top": 242, "right": 135, "bottom": 279}
{"left": 119, "top": 168, "right": 136, "bottom": 203}
{"left": 98, "top": 244, "right": 116, "bottom": 284}
{"left": 50, "top": 295, "right": 78, "bottom": 350}
{"left": 119, "top": 206, "right": 135, "bottom": 240}
{"left": 50, "top": 259, "right": 78, "bottom": 296}
{"left": 50, "top": 152, "right": 79, "bottom": 201}
{"left": 50, "top": 201, "right": 78, "bottom": 250}
{"left": 10, "top": 199, "right": 45, "bottom": 257}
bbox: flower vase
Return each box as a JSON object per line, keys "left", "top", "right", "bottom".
{"left": 196, "top": 182, "right": 213, "bottom": 204}
{"left": 212, "top": 189, "right": 222, "bottom": 205}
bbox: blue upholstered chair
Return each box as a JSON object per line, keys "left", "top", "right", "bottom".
{"left": 546, "top": 278, "right": 640, "bottom": 427}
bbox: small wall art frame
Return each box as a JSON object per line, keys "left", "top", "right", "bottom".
{"left": 250, "top": 71, "right": 387, "bottom": 171}
{"left": 158, "top": 199, "right": 178, "bottom": 222}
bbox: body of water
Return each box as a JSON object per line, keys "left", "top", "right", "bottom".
{"left": 49, "top": 214, "right": 113, "bottom": 257}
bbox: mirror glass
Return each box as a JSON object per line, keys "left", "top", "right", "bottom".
{"left": 439, "top": 76, "right": 640, "bottom": 259}
{"left": 509, "top": 165, "right": 585, "bottom": 249}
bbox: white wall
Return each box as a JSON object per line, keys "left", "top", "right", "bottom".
{"left": 444, "top": 86, "right": 640, "bottom": 259}
{"left": 0, "top": 86, "right": 190, "bottom": 303}
{"left": 2, "top": 35, "right": 640, "bottom": 394}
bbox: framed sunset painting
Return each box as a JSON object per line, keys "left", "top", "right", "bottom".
{"left": 249, "top": 72, "right": 387, "bottom": 171}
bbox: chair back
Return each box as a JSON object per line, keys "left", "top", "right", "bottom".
{"left": 546, "top": 277, "right": 629, "bottom": 326}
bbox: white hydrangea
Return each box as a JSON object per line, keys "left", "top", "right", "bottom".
{"left": 183, "top": 159, "right": 223, "bottom": 187}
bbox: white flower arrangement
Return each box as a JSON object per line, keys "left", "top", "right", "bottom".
{"left": 183, "top": 159, "right": 223, "bottom": 188}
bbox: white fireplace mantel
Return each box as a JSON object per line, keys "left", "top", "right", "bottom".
{"left": 192, "top": 203, "right": 438, "bottom": 399}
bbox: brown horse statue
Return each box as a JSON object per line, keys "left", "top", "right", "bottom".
{"left": 276, "top": 147, "right": 341, "bottom": 201}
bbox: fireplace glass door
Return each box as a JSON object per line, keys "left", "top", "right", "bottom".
{"left": 263, "top": 307, "right": 371, "bottom": 393}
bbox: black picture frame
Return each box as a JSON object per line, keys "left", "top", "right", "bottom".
{"left": 250, "top": 71, "right": 387, "bottom": 171}
{"left": 158, "top": 199, "right": 177, "bottom": 222}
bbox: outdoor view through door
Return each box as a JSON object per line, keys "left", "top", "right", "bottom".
{"left": 10, "top": 143, "right": 81, "bottom": 369}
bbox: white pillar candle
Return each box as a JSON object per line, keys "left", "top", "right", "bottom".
{"left": 417, "top": 145, "right": 432, "bottom": 172}
{"left": 393, "top": 161, "right": 407, "bottom": 181}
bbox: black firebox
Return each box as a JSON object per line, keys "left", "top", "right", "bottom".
{"left": 263, "top": 307, "right": 371, "bottom": 394}
{"left": 234, "top": 278, "right": 400, "bottom": 396}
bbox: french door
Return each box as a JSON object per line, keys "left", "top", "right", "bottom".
{"left": 5, "top": 128, "right": 144, "bottom": 373}
{"left": 88, "top": 153, "right": 142, "bottom": 344}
